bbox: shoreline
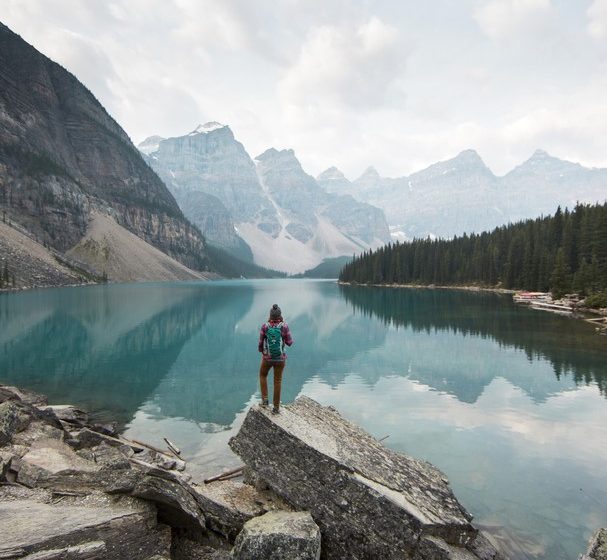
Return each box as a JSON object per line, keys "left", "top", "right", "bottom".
{"left": 338, "top": 280, "right": 516, "bottom": 295}
{"left": 338, "top": 281, "right": 607, "bottom": 329}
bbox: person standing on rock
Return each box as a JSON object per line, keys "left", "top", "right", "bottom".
{"left": 258, "top": 304, "right": 293, "bottom": 414}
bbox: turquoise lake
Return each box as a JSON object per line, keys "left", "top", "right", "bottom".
{"left": 1, "top": 279, "right": 606, "bottom": 559}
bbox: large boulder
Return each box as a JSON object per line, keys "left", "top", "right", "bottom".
{"left": 229, "top": 397, "right": 501, "bottom": 560}
{"left": 232, "top": 511, "right": 321, "bottom": 560}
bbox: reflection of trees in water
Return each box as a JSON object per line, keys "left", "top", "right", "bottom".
{"left": 340, "top": 285, "right": 607, "bottom": 396}
{"left": 0, "top": 288, "right": 211, "bottom": 425}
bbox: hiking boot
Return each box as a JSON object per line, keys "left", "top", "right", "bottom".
{"left": 272, "top": 406, "right": 280, "bottom": 415}
{"left": 260, "top": 399, "right": 269, "bottom": 407}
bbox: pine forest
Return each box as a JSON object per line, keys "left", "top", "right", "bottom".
{"left": 339, "top": 202, "right": 607, "bottom": 301}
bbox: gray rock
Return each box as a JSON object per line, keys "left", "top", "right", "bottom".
{"left": 0, "top": 386, "right": 22, "bottom": 404}
{"left": 0, "top": 385, "right": 48, "bottom": 407}
{"left": 17, "top": 540, "right": 106, "bottom": 559}
{"left": 79, "top": 441, "right": 132, "bottom": 470}
{"left": 581, "top": 528, "right": 607, "bottom": 560}
{"left": 193, "top": 479, "right": 291, "bottom": 541}
{"left": 14, "top": 437, "right": 100, "bottom": 490}
{"left": 67, "top": 427, "right": 137, "bottom": 452}
{"left": 11, "top": 420, "right": 65, "bottom": 448}
{"left": 232, "top": 511, "right": 321, "bottom": 560}
{"left": 0, "top": 400, "right": 33, "bottom": 446}
{"left": 123, "top": 458, "right": 207, "bottom": 532}
{"left": 0, "top": 493, "right": 171, "bottom": 559}
{"left": 45, "top": 405, "right": 88, "bottom": 427}
{"left": 171, "top": 535, "right": 232, "bottom": 560}
{"left": 229, "top": 397, "right": 500, "bottom": 560}
{"left": 0, "top": 449, "right": 13, "bottom": 480}
{"left": 414, "top": 536, "right": 482, "bottom": 560}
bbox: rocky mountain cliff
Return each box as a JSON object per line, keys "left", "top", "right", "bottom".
{"left": 139, "top": 124, "right": 267, "bottom": 261}
{"left": 0, "top": 22, "right": 210, "bottom": 281}
{"left": 318, "top": 149, "right": 607, "bottom": 240}
{"left": 140, "top": 126, "right": 391, "bottom": 274}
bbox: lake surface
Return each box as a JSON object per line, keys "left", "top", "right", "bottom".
{"left": 1, "top": 279, "right": 606, "bottom": 559}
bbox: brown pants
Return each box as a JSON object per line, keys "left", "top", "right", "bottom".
{"left": 259, "top": 358, "right": 285, "bottom": 409}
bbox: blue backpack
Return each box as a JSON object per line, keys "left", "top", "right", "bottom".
{"left": 266, "top": 322, "right": 284, "bottom": 359}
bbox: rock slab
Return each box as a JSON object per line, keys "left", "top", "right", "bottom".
{"left": 0, "top": 492, "right": 170, "bottom": 559}
{"left": 229, "top": 396, "right": 500, "bottom": 560}
{"left": 232, "top": 511, "right": 321, "bottom": 560}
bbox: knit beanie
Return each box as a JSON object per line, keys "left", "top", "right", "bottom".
{"left": 270, "top": 304, "right": 282, "bottom": 320}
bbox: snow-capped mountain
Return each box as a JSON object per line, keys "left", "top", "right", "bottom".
{"left": 139, "top": 124, "right": 391, "bottom": 273}
{"left": 318, "top": 149, "right": 607, "bottom": 240}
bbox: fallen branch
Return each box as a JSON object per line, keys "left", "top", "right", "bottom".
{"left": 129, "top": 438, "right": 174, "bottom": 459}
{"left": 378, "top": 435, "right": 390, "bottom": 442}
{"left": 215, "top": 471, "right": 244, "bottom": 482}
{"left": 204, "top": 465, "right": 245, "bottom": 484}
{"left": 163, "top": 437, "right": 182, "bottom": 458}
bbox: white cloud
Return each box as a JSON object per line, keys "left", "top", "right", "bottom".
{"left": 474, "top": 0, "right": 553, "bottom": 40}
{"left": 588, "top": 0, "right": 607, "bottom": 41}
{"left": 278, "top": 17, "right": 407, "bottom": 111}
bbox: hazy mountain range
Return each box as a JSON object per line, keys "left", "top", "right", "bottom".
{"left": 317, "top": 148, "right": 607, "bottom": 240}
{"left": 139, "top": 126, "right": 391, "bottom": 274}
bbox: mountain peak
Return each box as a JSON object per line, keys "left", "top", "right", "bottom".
{"left": 138, "top": 135, "right": 165, "bottom": 155}
{"left": 532, "top": 148, "right": 550, "bottom": 158}
{"left": 255, "top": 148, "right": 296, "bottom": 162}
{"left": 357, "top": 166, "right": 381, "bottom": 181}
{"left": 317, "top": 166, "right": 347, "bottom": 181}
{"left": 454, "top": 149, "right": 484, "bottom": 164}
{"left": 189, "top": 122, "right": 227, "bottom": 135}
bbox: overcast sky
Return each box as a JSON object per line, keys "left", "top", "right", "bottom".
{"left": 4, "top": 0, "right": 607, "bottom": 178}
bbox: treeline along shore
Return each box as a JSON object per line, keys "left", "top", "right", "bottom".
{"left": 339, "top": 202, "right": 607, "bottom": 305}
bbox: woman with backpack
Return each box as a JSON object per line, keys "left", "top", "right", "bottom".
{"left": 258, "top": 304, "right": 293, "bottom": 414}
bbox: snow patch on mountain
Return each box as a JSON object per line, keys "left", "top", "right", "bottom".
{"left": 189, "top": 122, "right": 226, "bottom": 135}
{"left": 236, "top": 214, "right": 371, "bottom": 275}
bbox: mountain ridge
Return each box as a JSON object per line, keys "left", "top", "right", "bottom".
{"left": 0, "top": 21, "right": 213, "bottom": 285}
{"left": 317, "top": 148, "right": 607, "bottom": 240}
{"left": 139, "top": 124, "right": 391, "bottom": 274}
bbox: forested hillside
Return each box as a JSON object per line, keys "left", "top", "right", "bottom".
{"left": 340, "top": 203, "right": 607, "bottom": 299}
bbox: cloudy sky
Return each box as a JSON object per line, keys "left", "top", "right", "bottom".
{"left": 4, "top": 0, "right": 607, "bottom": 178}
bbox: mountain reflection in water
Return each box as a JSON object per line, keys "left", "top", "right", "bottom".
{"left": 1, "top": 279, "right": 606, "bottom": 560}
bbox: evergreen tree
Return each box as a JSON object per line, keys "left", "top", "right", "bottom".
{"left": 550, "top": 248, "right": 571, "bottom": 299}
{"left": 339, "top": 202, "right": 607, "bottom": 298}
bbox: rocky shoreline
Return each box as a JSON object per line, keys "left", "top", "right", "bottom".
{"left": 1, "top": 384, "right": 603, "bottom": 559}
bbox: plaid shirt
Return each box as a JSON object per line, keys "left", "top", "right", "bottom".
{"left": 258, "top": 320, "right": 293, "bottom": 361}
